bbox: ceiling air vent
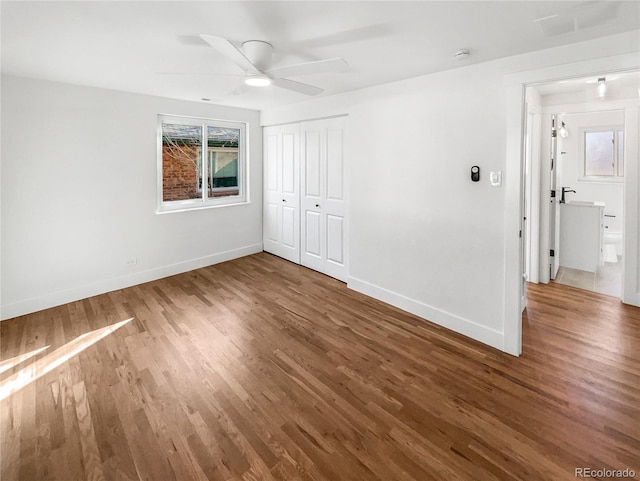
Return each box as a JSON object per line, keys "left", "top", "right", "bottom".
{"left": 453, "top": 49, "right": 470, "bottom": 60}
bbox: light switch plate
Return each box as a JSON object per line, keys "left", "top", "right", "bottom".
{"left": 490, "top": 171, "right": 502, "bottom": 186}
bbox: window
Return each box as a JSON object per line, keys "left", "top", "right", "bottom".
{"left": 158, "top": 115, "right": 246, "bottom": 211}
{"left": 582, "top": 128, "right": 624, "bottom": 181}
{"left": 617, "top": 130, "right": 624, "bottom": 176}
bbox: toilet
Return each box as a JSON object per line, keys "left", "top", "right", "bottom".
{"left": 604, "top": 230, "right": 623, "bottom": 261}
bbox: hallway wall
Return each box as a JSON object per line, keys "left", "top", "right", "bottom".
{"left": 262, "top": 31, "right": 640, "bottom": 353}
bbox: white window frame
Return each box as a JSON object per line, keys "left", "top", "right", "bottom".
{"left": 579, "top": 125, "right": 624, "bottom": 183}
{"left": 203, "top": 147, "right": 241, "bottom": 196}
{"left": 157, "top": 114, "right": 247, "bottom": 213}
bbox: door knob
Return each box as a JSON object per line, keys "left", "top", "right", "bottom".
{"left": 282, "top": 199, "right": 286, "bottom": 202}
{"left": 315, "top": 204, "right": 320, "bottom": 208}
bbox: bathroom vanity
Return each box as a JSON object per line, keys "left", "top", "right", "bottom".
{"left": 559, "top": 201, "right": 605, "bottom": 273}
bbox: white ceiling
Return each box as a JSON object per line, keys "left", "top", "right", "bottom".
{"left": 2, "top": 1, "right": 639, "bottom": 110}
{"left": 533, "top": 71, "right": 640, "bottom": 96}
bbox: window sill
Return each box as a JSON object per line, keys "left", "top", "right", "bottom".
{"left": 578, "top": 177, "right": 624, "bottom": 184}
{"left": 156, "top": 199, "right": 250, "bottom": 214}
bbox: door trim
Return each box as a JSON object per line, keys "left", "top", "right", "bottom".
{"left": 504, "top": 53, "right": 640, "bottom": 356}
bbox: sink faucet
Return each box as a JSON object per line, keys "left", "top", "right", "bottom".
{"left": 560, "top": 187, "right": 576, "bottom": 204}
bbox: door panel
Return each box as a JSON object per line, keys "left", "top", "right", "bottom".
{"left": 263, "top": 124, "right": 300, "bottom": 264}
{"left": 265, "top": 204, "right": 278, "bottom": 243}
{"left": 305, "top": 210, "right": 322, "bottom": 257}
{"left": 304, "top": 130, "right": 322, "bottom": 198}
{"left": 282, "top": 133, "right": 296, "bottom": 194}
{"left": 327, "top": 129, "right": 344, "bottom": 200}
{"left": 300, "top": 117, "right": 347, "bottom": 281}
{"left": 326, "top": 215, "right": 344, "bottom": 265}
{"left": 282, "top": 206, "right": 296, "bottom": 248}
{"left": 549, "top": 116, "right": 560, "bottom": 279}
{"left": 263, "top": 132, "right": 281, "bottom": 254}
{"left": 266, "top": 134, "right": 278, "bottom": 191}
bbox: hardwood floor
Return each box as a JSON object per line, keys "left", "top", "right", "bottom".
{"left": 2, "top": 252, "right": 639, "bottom": 481}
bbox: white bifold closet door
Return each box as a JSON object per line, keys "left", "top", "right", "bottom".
{"left": 300, "top": 117, "right": 347, "bottom": 281}
{"left": 263, "top": 123, "right": 300, "bottom": 263}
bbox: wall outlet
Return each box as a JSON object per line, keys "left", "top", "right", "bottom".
{"left": 125, "top": 258, "right": 138, "bottom": 267}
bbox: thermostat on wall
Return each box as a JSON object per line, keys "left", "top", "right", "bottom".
{"left": 471, "top": 166, "right": 480, "bottom": 182}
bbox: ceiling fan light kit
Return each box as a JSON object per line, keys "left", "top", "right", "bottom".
{"left": 199, "top": 35, "right": 349, "bottom": 96}
{"left": 245, "top": 74, "right": 272, "bottom": 87}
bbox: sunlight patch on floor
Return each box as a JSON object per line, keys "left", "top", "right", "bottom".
{"left": 0, "top": 345, "right": 50, "bottom": 375}
{"left": 0, "top": 317, "right": 132, "bottom": 401}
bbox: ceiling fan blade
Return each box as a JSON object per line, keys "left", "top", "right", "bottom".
{"left": 200, "top": 35, "right": 260, "bottom": 74}
{"left": 155, "top": 72, "right": 243, "bottom": 77}
{"left": 271, "top": 78, "right": 323, "bottom": 96}
{"left": 266, "top": 58, "right": 348, "bottom": 79}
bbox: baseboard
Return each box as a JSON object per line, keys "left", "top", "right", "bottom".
{"left": 347, "top": 276, "right": 505, "bottom": 352}
{"left": 622, "top": 290, "right": 640, "bottom": 307}
{"left": 1, "top": 244, "right": 263, "bottom": 321}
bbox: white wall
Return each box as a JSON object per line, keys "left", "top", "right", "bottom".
{"left": 346, "top": 66, "right": 507, "bottom": 347}
{"left": 262, "top": 31, "right": 640, "bottom": 354}
{"left": 1, "top": 76, "right": 263, "bottom": 319}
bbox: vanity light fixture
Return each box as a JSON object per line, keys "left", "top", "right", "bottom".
{"left": 597, "top": 77, "right": 607, "bottom": 98}
{"left": 586, "top": 75, "right": 618, "bottom": 99}
{"left": 559, "top": 121, "right": 569, "bottom": 138}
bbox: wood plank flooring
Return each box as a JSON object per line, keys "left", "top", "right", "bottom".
{"left": 2, "top": 252, "right": 639, "bottom": 481}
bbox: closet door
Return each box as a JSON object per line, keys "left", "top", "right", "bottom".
{"left": 263, "top": 124, "right": 300, "bottom": 263}
{"left": 300, "top": 117, "right": 347, "bottom": 281}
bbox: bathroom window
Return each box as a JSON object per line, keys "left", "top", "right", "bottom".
{"left": 616, "top": 130, "right": 624, "bottom": 176}
{"left": 582, "top": 129, "right": 624, "bottom": 181}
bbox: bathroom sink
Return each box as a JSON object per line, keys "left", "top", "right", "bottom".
{"left": 565, "top": 200, "right": 605, "bottom": 207}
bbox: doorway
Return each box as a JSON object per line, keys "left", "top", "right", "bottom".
{"left": 503, "top": 55, "right": 640, "bottom": 356}
{"left": 553, "top": 110, "right": 625, "bottom": 296}
{"left": 523, "top": 71, "right": 639, "bottom": 301}
{"left": 263, "top": 116, "right": 348, "bottom": 282}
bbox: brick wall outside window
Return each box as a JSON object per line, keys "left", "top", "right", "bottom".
{"left": 162, "top": 145, "right": 199, "bottom": 201}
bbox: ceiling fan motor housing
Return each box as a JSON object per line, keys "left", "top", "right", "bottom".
{"left": 199, "top": 35, "right": 341, "bottom": 96}
{"left": 242, "top": 40, "right": 273, "bottom": 71}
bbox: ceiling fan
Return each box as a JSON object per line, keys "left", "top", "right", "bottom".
{"left": 199, "top": 35, "right": 349, "bottom": 96}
